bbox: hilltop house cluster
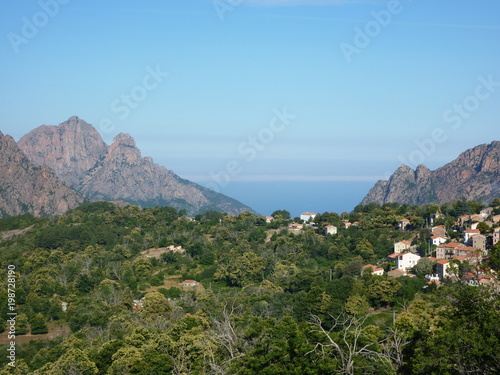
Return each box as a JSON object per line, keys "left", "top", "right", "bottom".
{"left": 289, "top": 209, "right": 499, "bottom": 286}
{"left": 284, "top": 212, "right": 359, "bottom": 234}
{"left": 377, "top": 209, "right": 499, "bottom": 285}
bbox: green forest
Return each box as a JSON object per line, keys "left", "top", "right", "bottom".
{"left": 0, "top": 200, "right": 499, "bottom": 374}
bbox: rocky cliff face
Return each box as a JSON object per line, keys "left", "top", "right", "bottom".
{"left": 18, "top": 116, "right": 108, "bottom": 188}
{"left": 18, "top": 117, "right": 253, "bottom": 215}
{"left": 0, "top": 132, "right": 84, "bottom": 218}
{"left": 361, "top": 141, "right": 500, "bottom": 206}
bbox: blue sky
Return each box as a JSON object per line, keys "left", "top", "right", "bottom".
{"left": 1, "top": 0, "right": 499, "bottom": 216}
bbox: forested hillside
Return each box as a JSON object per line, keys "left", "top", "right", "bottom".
{"left": 0, "top": 201, "right": 499, "bottom": 374}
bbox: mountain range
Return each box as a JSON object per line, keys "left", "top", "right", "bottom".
{"left": 361, "top": 141, "right": 500, "bottom": 206}
{"left": 0, "top": 117, "right": 253, "bottom": 218}
{"left": 1, "top": 117, "right": 498, "bottom": 219}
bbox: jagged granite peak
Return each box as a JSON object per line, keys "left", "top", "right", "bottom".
{"left": 112, "top": 133, "right": 136, "bottom": 147}
{"left": 361, "top": 141, "right": 500, "bottom": 206}
{"left": 0, "top": 132, "right": 84, "bottom": 218}
{"left": 18, "top": 116, "right": 108, "bottom": 188}
{"left": 18, "top": 117, "right": 254, "bottom": 215}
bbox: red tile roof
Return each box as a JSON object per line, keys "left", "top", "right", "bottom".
{"left": 456, "top": 246, "right": 477, "bottom": 252}
{"left": 439, "top": 242, "right": 462, "bottom": 248}
{"left": 464, "top": 229, "right": 480, "bottom": 234}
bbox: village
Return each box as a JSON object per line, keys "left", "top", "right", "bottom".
{"left": 282, "top": 209, "right": 500, "bottom": 286}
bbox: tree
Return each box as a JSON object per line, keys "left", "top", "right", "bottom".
{"left": 133, "top": 258, "right": 152, "bottom": 278}
{"left": 366, "top": 276, "right": 400, "bottom": 307}
{"left": 107, "top": 347, "right": 145, "bottom": 375}
{"left": 344, "top": 260, "right": 363, "bottom": 277}
{"left": 271, "top": 210, "right": 291, "bottom": 220}
{"left": 35, "top": 348, "right": 98, "bottom": 375}
{"left": 158, "top": 287, "right": 181, "bottom": 299}
{"left": 214, "top": 251, "right": 265, "bottom": 287}
{"left": 309, "top": 313, "right": 392, "bottom": 375}
{"left": 94, "top": 339, "right": 124, "bottom": 374}
{"left": 489, "top": 242, "right": 500, "bottom": 270}
{"left": 142, "top": 291, "right": 171, "bottom": 319}
{"left": 15, "top": 313, "right": 29, "bottom": 335}
{"left": 344, "top": 295, "right": 370, "bottom": 316}
{"left": 30, "top": 314, "right": 48, "bottom": 335}
{"left": 0, "top": 359, "right": 30, "bottom": 375}
{"left": 229, "top": 316, "right": 320, "bottom": 374}
{"left": 477, "top": 221, "right": 491, "bottom": 234}
{"left": 412, "top": 258, "right": 435, "bottom": 275}
{"left": 401, "top": 285, "right": 500, "bottom": 374}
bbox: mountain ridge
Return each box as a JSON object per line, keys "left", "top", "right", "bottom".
{"left": 361, "top": 141, "right": 500, "bottom": 206}
{"left": 15, "top": 116, "right": 254, "bottom": 216}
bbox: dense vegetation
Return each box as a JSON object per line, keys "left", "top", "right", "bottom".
{"left": 0, "top": 199, "right": 499, "bottom": 374}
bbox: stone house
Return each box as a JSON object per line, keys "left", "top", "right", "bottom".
{"left": 463, "top": 229, "right": 480, "bottom": 243}
{"left": 435, "top": 242, "right": 462, "bottom": 259}
{"left": 324, "top": 225, "right": 337, "bottom": 235}
{"left": 494, "top": 227, "right": 500, "bottom": 246}
{"left": 398, "top": 219, "right": 410, "bottom": 231}
{"left": 471, "top": 234, "right": 487, "bottom": 252}
{"left": 394, "top": 240, "right": 411, "bottom": 254}
{"left": 181, "top": 280, "right": 200, "bottom": 287}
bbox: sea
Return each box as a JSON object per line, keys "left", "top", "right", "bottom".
{"left": 218, "top": 181, "right": 375, "bottom": 217}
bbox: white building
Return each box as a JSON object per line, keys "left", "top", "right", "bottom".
{"left": 431, "top": 235, "right": 447, "bottom": 246}
{"left": 393, "top": 252, "right": 421, "bottom": 272}
{"left": 300, "top": 212, "right": 316, "bottom": 223}
{"left": 361, "top": 264, "right": 384, "bottom": 276}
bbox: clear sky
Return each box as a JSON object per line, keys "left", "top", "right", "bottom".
{"left": 1, "top": 0, "right": 499, "bottom": 216}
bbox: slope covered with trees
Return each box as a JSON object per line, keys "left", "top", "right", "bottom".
{"left": 0, "top": 200, "right": 499, "bottom": 374}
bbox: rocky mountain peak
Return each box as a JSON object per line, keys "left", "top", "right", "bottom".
{"left": 0, "top": 131, "right": 84, "bottom": 218}
{"left": 0, "top": 133, "right": 18, "bottom": 153}
{"left": 18, "top": 116, "right": 108, "bottom": 188}
{"left": 415, "top": 164, "right": 431, "bottom": 181}
{"left": 362, "top": 141, "right": 500, "bottom": 206}
{"left": 15, "top": 117, "right": 253, "bottom": 215}
{"left": 106, "top": 133, "right": 142, "bottom": 166}
{"left": 112, "top": 133, "right": 136, "bottom": 147}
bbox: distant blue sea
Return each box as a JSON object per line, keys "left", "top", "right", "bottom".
{"left": 218, "top": 181, "right": 375, "bottom": 217}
